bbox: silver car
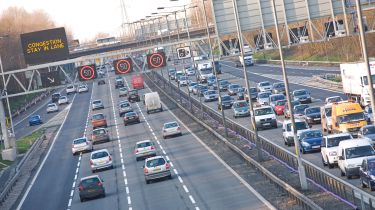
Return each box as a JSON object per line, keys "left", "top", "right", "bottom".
{"left": 72, "top": 137, "right": 93, "bottom": 155}
{"left": 58, "top": 96, "right": 69, "bottom": 105}
{"left": 257, "top": 81, "right": 272, "bottom": 92}
{"left": 162, "top": 121, "right": 182, "bottom": 139}
{"left": 47, "top": 103, "right": 58, "bottom": 113}
{"left": 78, "top": 84, "right": 88, "bottom": 93}
{"left": 144, "top": 156, "right": 172, "bottom": 184}
{"left": 257, "top": 91, "right": 272, "bottom": 105}
{"left": 119, "top": 87, "right": 128, "bottom": 97}
{"left": 92, "top": 100, "right": 104, "bottom": 110}
{"left": 135, "top": 140, "right": 157, "bottom": 161}
{"left": 119, "top": 101, "right": 133, "bottom": 117}
{"left": 90, "top": 149, "right": 113, "bottom": 173}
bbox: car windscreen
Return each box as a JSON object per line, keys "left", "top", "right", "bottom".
{"left": 260, "top": 82, "right": 270, "bottom": 87}
{"left": 273, "top": 83, "right": 284, "bottom": 88}
{"left": 306, "top": 107, "right": 320, "bottom": 114}
{"left": 294, "top": 90, "right": 307, "bottom": 96}
{"left": 93, "top": 129, "right": 106, "bottom": 135}
{"left": 120, "top": 87, "right": 127, "bottom": 91}
{"left": 93, "top": 100, "right": 101, "bottom": 104}
{"left": 259, "top": 92, "right": 271, "bottom": 98}
{"left": 295, "top": 105, "right": 309, "bottom": 112}
{"left": 302, "top": 130, "right": 322, "bottom": 139}
{"left": 206, "top": 91, "right": 216, "bottom": 95}
{"left": 48, "top": 104, "right": 55, "bottom": 108}
{"left": 73, "top": 138, "right": 87, "bottom": 144}
{"left": 325, "top": 108, "right": 332, "bottom": 117}
{"left": 276, "top": 100, "right": 286, "bottom": 106}
{"left": 250, "top": 88, "right": 257, "bottom": 93}
{"left": 363, "top": 126, "right": 375, "bottom": 135}
{"left": 234, "top": 102, "right": 248, "bottom": 108}
{"left": 337, "top": 112, "right": 365, "bottom": 124}
{"left": 146, "top": 158, "right": 166, "bottom": 167}
{"left": 222, "top": 96, "right": 231, "bottom": 101}
{"left": 189, "top": 82, "right": 197, "bottom": 87}
{"left": 137, "top": 142, "right": 152, "bottom": 148}
{"left": 345, "top": 146, "right": 375, "bottom": 159}
{"left": 120, "top": 103, "right": 130, "bottom": 108}
{"left": 230, "top": 85, "right": 240, "bottom": 89}
{"left": 327, "top": 97, "right": 342, "bottom": 103}
{"left": 92, "top": 114, "right": 104, "bottom": 120}
{"left": 255, "top": 108, "right": 273, "bottom": 116}
{"left": 270, "top": 95, "right": 285, "bottom": 102}
{"left": 327, "top": 135, "right": 352, "bottom": 147}
{"left": 31, "top": 116, "right": 40, "bottom": 120}
{"left": 165, "top": 122, "right": 178, "bottom": 128}
{"left": 368, "top": 160, "right": 375, "bottom": 171}
{"left": 92, "top": 151, "right": 109, "bottom": 159}
{"left": 59, "top": 96, "right": 67, "bottom": 99}
{"left": 125, "top": 112, "right": 137, "bottom": 117}
{"left": 81, "top": 177, "right": 100, "bottom": 188}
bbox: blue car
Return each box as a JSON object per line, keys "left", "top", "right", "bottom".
{"left": 299, "top": 129, "right": 323, "bottom": 154}
{"left": 29, "top": 115, "right": 42, "bottom": 126}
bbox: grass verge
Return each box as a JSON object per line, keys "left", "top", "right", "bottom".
{"left": 16, "top": 129, "right": 45, "bottom": 154}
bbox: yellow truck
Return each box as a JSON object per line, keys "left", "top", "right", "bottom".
{"left": 331, "top": 101, "right": 367, "bottom": 137}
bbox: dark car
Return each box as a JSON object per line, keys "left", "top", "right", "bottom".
{"left": 91, "top": 128, "right": 110, "bottom": 145}
{"left": 293, "top": 104, "right": 310, "bottom": 118}
{"left": 213, "top": 80, "right": 230, "bottom": 91}
{"left": 115, "top": 78, "right": 124, "bottom": 89}
{"left": 128, "top": 90, "right": 140, "bottom": 102}
{"left": 218, "top": 95, "right": 234, "bottom": 110}
{"left": 51, "top": 93, "right": 61, "bottom": 103}
{"left": 284, "top": 100, "right": 301, "bottom": 118}
{"left": 197, "top": 85, "right": 209, "bottom": 97}
{"left": 124, "top": 111, "right": 140, "bottom": 126}
{"left": 98, "top": 79, "right": 106, "bottom": 85}
{"left": 304, "top": 107, "right": 321, "bottom": 125}
{"left": 78, "top": 175, "right": 105, "bottom": 202}
{"left": 360, "top": 157, "right": 375, "bottom": 191}
{"left": 237, "top": 88, "right": 246, "bottom": 100}
{"left": 272, "top": 82, "right": 286, "bottom": 95}
{"left": 29, "top": 115, "right": 42, "bottom": 126}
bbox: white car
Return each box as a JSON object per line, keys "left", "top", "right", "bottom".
{"left": 162, "top": 121, "right": 182, "bottom": 139}
{"left": 90, "top": 149, "right": 113, "bottom": 173}
{"left": 72, "top": 137, "right": 93, "bottom": 155}
{"left": 257, "top": 91, "right": 272, "bottom": 105}
{"left": 66, "top": 84, "right": 76, "bottom": 95}
{"left": 78, "top": 84, "right": 88, "bottom": 93}
{"left": 178, "top": 76, "right": 189, "bottom": 86}
{"left": 282, "top": 119, "right": 310, "bottom": 146}
{"left": 257, "top": 81, "right": 272, "bottom": 92}
{"left": 321, "top": 133, "right": 353, "bottom": 168}
{"left": 184, "top": 68, "right": 195, "bottom": 76}
{"left": 58, "top": 96, "right": 69, "bottom": 105}
{"left": 46, "top": 103, "right": 58, "bottom": 113}
{"left": 325, "top": 96, "right": 343, "bottom": 104}
{"left": 254, "top": 106, "right": 277, "bottom": 130}
{"left": 135, "top": 140, "right": 157, "bottom": 161}
{"left": 144, "top": 156, "right": 172, "bottom": 184}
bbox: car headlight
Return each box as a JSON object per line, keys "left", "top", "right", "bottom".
{"left": 347, "top": 164, "right": 356, "bottom": 168}
{"left": 301, "top": 142, "right": 310, "bottom": 147}
{"left": 328, "top": 151, "right": 337, "bottom": 156}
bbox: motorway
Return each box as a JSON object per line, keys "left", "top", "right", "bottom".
{"left": 156, "top": 61, "right": 375, "bottom": 197}
{"left": 15, "top": 69, "right": 272, "bottom": 210}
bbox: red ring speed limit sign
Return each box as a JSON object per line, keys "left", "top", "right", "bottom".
{"left": 78, "top": 65, "right": 96, "bottom": 81}
{"left": 115, "top": 59, "right": 132, "bottom": 74}
{"left": 149, "top": 53, "right": 164, "bottom": 68}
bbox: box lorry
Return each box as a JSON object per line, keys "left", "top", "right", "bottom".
{"left": 340, "top": 61, "right": 375, "bottom": 107}
{"left": 144, "top": 92, "right": 163, "bottom": 114}
{"left": 196, "top": 62, "right": 214, "bottom": 83}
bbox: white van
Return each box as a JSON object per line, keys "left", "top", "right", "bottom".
{"left": 144, "top": 92, "right": 163, "bottom": 114}
{"left": 337, "top": 138, "right": 375, "bottom": 179}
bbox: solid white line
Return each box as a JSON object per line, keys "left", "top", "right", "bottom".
{"left": 189, "top": 195, "right": 196, "bottom": 204}
{"left": 16, "top": 93, "right": 77, "bottom": 210}
{"left": 183, "top": 185, "right": 189, "bottom": 193}
{"left": 162, "top": 150, "right": 166, "bottom": 155}
{"left": 178, "top": 176, "right": 183, "bottom": 183}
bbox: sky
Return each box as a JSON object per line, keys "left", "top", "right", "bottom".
{"left": 0, "top": 0, "right": 190, "bottom": 41}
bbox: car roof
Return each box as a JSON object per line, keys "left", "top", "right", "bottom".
{"left": 80, "top": 175, "right": 100, "bottom": 181}
{"left": 254, "top": 106, "right": 272, "bottom": 110}
{"left": 93, "top": 128, "right": 106, "bottom": 131}
{"left": 339, "top": 138, "right": 371, "bottom": 147}
{"left": 164, "top": 121, "right": 178, "bottom": 125}
{"left": 326, "top": 133, "right": 352, "bottom": 138}
{"left": 31, "top": 115, "right": 40, "bottom": 118}
{"left": 136, "top": 140, "right": 152, "bottom": 144}
{"left": 91, "top": 149, "right": 109, "bottom": 154}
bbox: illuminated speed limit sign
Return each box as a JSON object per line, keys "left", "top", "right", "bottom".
{"left": 114, "top": 58, "right": 133, "bottom": 74}
{"left": 147, "top": 52, "right": 166, "bottom": 69}
{"left": 77, "top": 65, "right": 97, "bottom": 81}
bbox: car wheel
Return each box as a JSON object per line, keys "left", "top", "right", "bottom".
{"left": 370, "top": 181, "right": 374, "bottom": 191}
{"left": 340, "top": 169, "right": 345, "bottom": 176}
{"left": 146, "top": 179, "right": 150, "bottom": 184}
{"left": 124, "top": 123, "right": 127, "bottom": 126}
{"left": 347, "top": 173, "right": 352, "bottom": 179}
{"left": 102, "top": 193, "right": 106, "bottom": 198}
{"left": 92, "top": 170, "right": 96, "bottom": 173}
{"left": 327, "top": 159, "right": 334, "bottom": 169}
{"left": 234, "top": 116, "right": 237, "bottom": 119}
{"left": 136, "top": 157, "right": 139, "bottom": 161}
{"left": 80, "top": 197, "right": 85, "bottom": 202}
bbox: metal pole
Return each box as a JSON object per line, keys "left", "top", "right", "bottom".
{"left": 202, "top": 0, "right": 228, "bottom": 137}
{"left": 342, "top": 0, "right": 350, "bottom": 36}
{"left": 184, "top": 5, "right": 194, "bottom": 111}
{"left": 174, "top": 12, "right": 180, "bottom": 42}
{"left": 0, "top": 95, "right": 9, "bottom": 149}
{"left": 157, "top": 18, "right": 163, "bottom": 44}
{"left": 355, "top": 0, "right": 375, "bottom": 124}
{"left": 231, "top": 0, "right": 263, "bottom": 161}
{"left": 271, "top": 0, "right": 308, "bottom": 190}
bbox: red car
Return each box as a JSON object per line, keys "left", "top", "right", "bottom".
{"left": 274, "top": 99, "right": 287, "bottom": 115}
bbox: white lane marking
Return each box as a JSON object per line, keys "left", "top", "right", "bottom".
{"left": 70, "top": 190, "right": 74, "bottom": 197}
{"left": 183, "top": 185, "right": 189, "bottom": 193}
{"left": 178, "top": 176, "right": 183, "bottom": 183}
{"left": 166, "top": 156, "right": 170, "bottom": 161}
{"left": 68, "top": 199, "right": 72, "bottom": 207}
{"left": 16, "top": 92, "right": 77, "bottom": 210}
{"left": 173, "top": 169, "right": 178, "bottom": 175}
{"left": 196, "top": 207, "right": 200, "bottom": 210}
{"left": 162, "top": 150, "right": 166, "bottom": 155}
{"left": 72, "top": 181, "right": 76, "bottom": 188}
{"left": 189, "top": 195, "right": 196, "bottom": 204}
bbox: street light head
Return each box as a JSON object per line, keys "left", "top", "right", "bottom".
{"left": 157, "top": 7, "right": 165, "bottom": 10}
{"left": 151, "top": 12, "right": 158, "bottom": 15}
{"left": 146, "top": 15, "right": 151, "bottom": 18}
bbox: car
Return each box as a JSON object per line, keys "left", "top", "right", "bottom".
{"left": 184, "top": 67, "right": 195, "bottom": 76}
{"left": 91, "top": 113, "right": 107, "bottom": 129}
{"left": 233, "top": 100, "right": 250, "bottom": 118}
{"left": 257, "top": 91, "right": 272, "bottom": 105}
{"left": 325, "top": 96, "right": 343, "bottom": 104}
{"left": 168, "top": 69, "right": 176, "bottom": 80}
{"left": 29, "top": 115, "right": 42, "bottom": 126}
{"left": 272, "top": 82, "right": 286, "bottom": 95}
{"left": 269, "top": 94, "right": 285, "bottom": 109}
{"left": 92, "top": 100, "right": 104, "bottom": 110}
{"left": 254, "top": 106, "right": 277, "bottom": 130}
{"left": 78, "top": 175, "right": 105, "bottom": 202}
{"left": 91, "top": 128, "right": 110, "bottom": 145}
{"left": 192, "top": 84, "right": 205, "bottom": 95}
{"left": 123, "top": 111, "right": 140, "bottom": 126}
{"left": 46, "top": 103, "right": 58, "bottom": 113}
{"left": 292, "top": 89, "right": 312, "bottom": 104}
{"left": 364, "top": 106, "right": 373, "bottom": 123}
{"left": 321, "top": 133, "right": 353, "bottom": 168}
{"left": 119, "top": 87, "right": 128, "bottom": 97}
{"left": 66, "top": 84, "right": 76, "bottom": 95}
{"left": 58, "top": 96, "right": 69, "bottom": 105}
{"left": 115, "top": 78, "right": 124, "bottom": 88}
{"left": 304, "top": 107, "right": 321, "bottom": 125}
{"left": 162, "top": 121, "right": 182, "bottom": 139}
{"left": 135, "top": 140, "right": 157, "bottom": 161}
{"left": 119, "top": 101, "right": 133, "bottom": 117}
{"left": 188, "top": 82, "right": 198, "bottom": 93}
{"left": 360, "top": 157, "right": 375, "bottom": 190}
{"left": 78, "top": 84, "right": 89, "bottom": 93}
{"left": 213, "top": 80, "right": 231, "bottom": 91}
{"left": 144, "top": 156, "right": 172, "bottom": 184}
{"left": 228, "top": 84, "right": 241, "bottom": 96}
{"left": 51, "top": 93, "right": 61, "bottom": 103}
{"left": 293, "top": 104, "right": 310, "bottom": 118}
{"left": 282, "top": 119, "right": 311, "bottom": 146}
{"left": 284, "top": 100, "right": 301, "bottom": 118}
{"left": 90, "top": 149, "right": 113, "bottom": 173}
{"left": 203, "top": 90, "right": 219, "bottom": 102}
{"left": 178, "top": 76, "right": 189, "bottom": 86}
{"left": 207, "top": 76, "right": 217, "bottom": 87}
{"left": 244, "top": 87, "right": 258, "bottom": 101}
{"left": 72, "top": 137, "right": 93, "bottom": 155}
{"left": 98, "top": 79, "right": 106, "bottom": 85}
{"left": 218, "top": 95, "right": 234, "bottom": 110}
{"left": 128, "top": 89, "right": 140, "bottom": 102}
{"left": 359, "top": 125, "right": 375, "bottom": 146}
{"left": 274, "top": 99, "right": 287, "bottom": 115}
{"left": 196, "top": 85, "right": 209, "bottom": 97}
{"left": 257, "top": 81, "right": 272, "bottom": 92}
{"left": 174, "top": 71, "right": 184, "bottom": 82}
{"left": 298, "top": 129, "right": 323, "bottom": 154}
